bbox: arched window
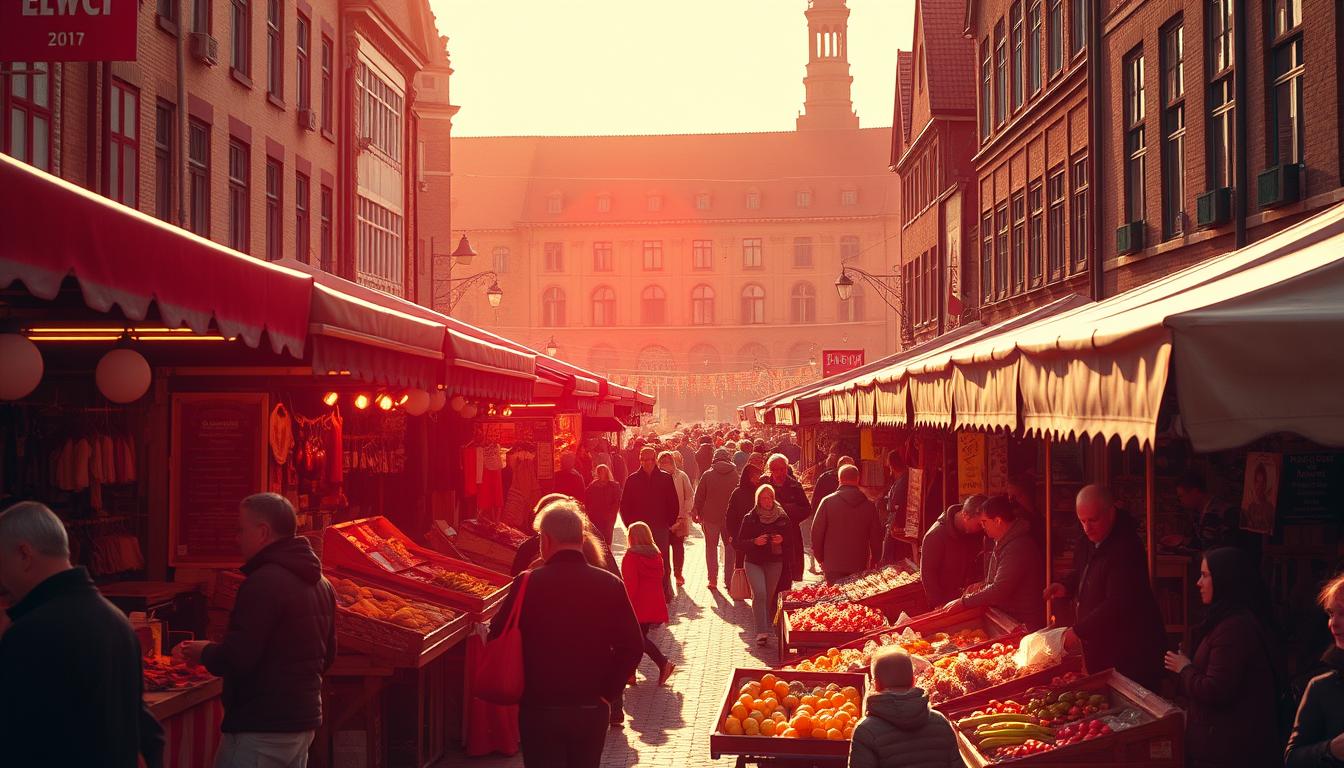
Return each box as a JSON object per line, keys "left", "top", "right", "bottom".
{"left": 640, "top": 285, "right": 667, "bottom": 325}
{"left": 591, "top": 286, "right": 616, "bottom": 327}
{"left": 541, "top": 287, "right": 565, "bottom": 327}
{"left": 691, "top": 284, "right": 715, "bottom": 325}
{"left": 688, "top": 344, "right": 720, "bottom": 371}
{"left": 740, "top": 284, "right": 766, "bottom": 325}
{"left": 838, "top": 280, "right": 866, "bottom": 322}
{"left": 637, "top": 345, "right": 674, "bottom": 373}
{"left": 791, "top": 282, "right": 816, "bottom": 323}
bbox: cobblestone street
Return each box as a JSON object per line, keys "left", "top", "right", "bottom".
{"left": 439, "top": 528, "right": 818, "bottom": 768}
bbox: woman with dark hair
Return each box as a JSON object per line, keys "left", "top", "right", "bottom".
{"left": 954, "top": 495, "right": 1044, "bottom": 629}
{"left": 724, "top": 464, "right": 763, "bottom": 554}
{"left": 1163, "top": 547, "right": 1279, "bottom": 768}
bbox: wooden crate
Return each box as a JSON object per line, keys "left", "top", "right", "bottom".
{"left": 333, "top": 604, "right": 469, "bottom": 669}
{"left": 779, "top": 608, "right": 889, "bottom": 657}
{"left": 781, "top": 605, "right": 1026, "bottom": 670}
{"left": 945, "top": 669, "right": 1184, "bottom": 767}
{"left": 931, "top": 655, "right": 1086, "bottom": 715}
{"left": 709, "top": 668, "right": 867, "bottom": 761}
{"left": 781, "top": 559, "right": 922, "bottom": 613}
{"left": 426, "top": 524, "right": 514, "bottom": 576}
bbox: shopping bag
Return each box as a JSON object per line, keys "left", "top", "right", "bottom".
{"left": 671, "top": 513, "right": 692, "bottom": 538}
{"left": 1012, "top": 627, "right": 1070, "bottom": 670}
{"left": 729, "top": 567, "right": 752, "bottom": 600}
{"left": 472, "top": 572, "right": 530, "bottom": 705}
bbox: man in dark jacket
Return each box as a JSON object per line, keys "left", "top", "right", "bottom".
{"left": 881, "top": 451, "right": 911, "bottom": 564}
{"left": 920, "top": 496, "right": 986, "bottom": 605}
{"left": 1045, "top": 485, "right": 1165, "bottom": 690}
{"left": 849, "top": 647, "right": 962, "bottom": 768}
{"left": 553, "top": 452, "right": 587, "bottom": 499}
{"left": 177, "top": 493, "right": 335, "bottom": 766}
{"left": 693, "top": 448, "right": 739, "bottom": 590}
{"left": 0, "top": 501, "right": 164, "bottom": 768}
{"left": 695, "top": 438, "right": 715, "bottom": 484}
{"left": 620, "top": 447, "right": 680, "bottom": 601}
{"left": 956, "top": 496, "right": 1044, "bottom": 630}
{"left": 767, "top": 453, "right": 811, "bottom": 586}
{"left": 811, "top": 464, "right": 883, "bottom": 582}
{"left": 490, "top": 500, "right": 643, "bottom": 766}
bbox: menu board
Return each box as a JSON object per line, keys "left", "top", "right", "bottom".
{"left": 1281, "top": 453, "right": 1344, "bottom": 521}
{"left": 904, "top": 467, "right": 926, "bottom": 538}
{"left": 986, "top": 433, "right": 1009, "bottom": 493}
{"left": 169, "top": 393, "right": 269, "bottom": 566}
{"left": 957, "top": 432, "right": 987, "bottom": 496}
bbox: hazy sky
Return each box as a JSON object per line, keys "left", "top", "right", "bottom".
{"left": 430, "top": 0, "right": 914, "bottom": 137}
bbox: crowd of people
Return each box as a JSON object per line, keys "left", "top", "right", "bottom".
{"left": 2, "top": 419, "right": 1344, "bottom": 768}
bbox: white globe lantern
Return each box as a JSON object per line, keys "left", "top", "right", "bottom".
{"left": 449, "top": 394, "right": 466, "bottom": 413}
{"left": 461, "top": 403, "right": 478, "bottom": 419}
{"left": 428, "top": 389, "right": 447, "bottom": 412}
{"left": 402, "top": 389, "right": 431, "bottom": 416}
{"left": 95, "top": 348, "right": 152, "bottom": 403}
{"left": 0, "top": 334, "right": 43, "bottom": 400}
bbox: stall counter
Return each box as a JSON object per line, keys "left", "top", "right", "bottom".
{"left": 146, "top": 679, "right": 224, "bottom": 767}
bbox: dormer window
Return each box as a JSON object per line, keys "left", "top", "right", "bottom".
{"left": 546, "top": 193, "right": 562, "bottom": 214}
{"left": 796, "top": 190, "right": 812, "bottom": 208}
{"left": 841, "top": 188, "right": 859, "bottom": 206}
{"left": 647, "top": 194, "right": 663, "bottom": 212}
{"left": 596, "top": 194, "right": 611, "bottom": 213}
{"left": 746, "top": 190, "right": 761, "bottom": 209}
{"left": 695, "top": 193, "right": 712, "bottom": 210}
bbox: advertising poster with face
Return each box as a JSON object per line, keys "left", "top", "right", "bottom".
{"left": 1240, "top": 452, "right": 1282, "bottom": 535}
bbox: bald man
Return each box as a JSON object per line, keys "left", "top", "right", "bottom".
{"left": 1044, "top": 485, "right": 1166, "bottom": 690}
{"left": 810, "top": 464, "right": 884, "bottom": 583}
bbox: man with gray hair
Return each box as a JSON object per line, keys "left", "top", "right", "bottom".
{"left": 489, "top": 499, "right": 643, "bottom": 766}
{"left": 176, "top": 493, "right": 335, "bottom": 767}
{"left": 0, "top": 501, "right": 164, "bottom": 767}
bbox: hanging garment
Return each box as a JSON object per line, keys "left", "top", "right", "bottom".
{"left": 72, "top": 438, "right": 92, "bottom": 491}
{"left": 462, "top": 448, "right": 480, "bottom": 497}
{"left": 326, "top": 411, "right": 343, "bottom": 486}
{"left": 478, "top": 469, "right": 505, "bottom": 512}
{"left": 100, "top": 435, "right": 116, "bottom": 484}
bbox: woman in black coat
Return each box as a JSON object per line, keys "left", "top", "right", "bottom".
{"left": 1162, "top": 547, "right": 1279, "bottom": 768}
{"left": 723, "top": 464, "right": 763, "bottom": 553}
{"left": 1285, "top": 572, "right": 1344, "bottom": 767}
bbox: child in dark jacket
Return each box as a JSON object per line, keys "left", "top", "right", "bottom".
{"left": 620, "top": 522, "right": 676, "bottom": 686}
{"left": 849, "top": 648, "right": 964, "bottom": 768}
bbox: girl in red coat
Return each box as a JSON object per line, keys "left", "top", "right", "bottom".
{"left": 621, "top": 522, "right": 676, "bottom": 685}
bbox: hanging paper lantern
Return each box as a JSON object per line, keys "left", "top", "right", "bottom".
{"left": 0, "top": 334, "right": 44, "bottom": 401}
{"left": 402, "top": 389, "right": 431, "bottom": 416}
{"left": 428, "top": 389, "right": 446, "bottom": 412}
{"left": 461, "top": 403, "right": 478, "bottom": 419}
{"left": 450, "top": 394, "right": 466, "bottom": 412}
{"left": 95, "top": 348, "right": 152, "bottom": 403}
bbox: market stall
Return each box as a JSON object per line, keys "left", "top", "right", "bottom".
{"left": 710, "top": 668, "right": 868, "bottom": 767}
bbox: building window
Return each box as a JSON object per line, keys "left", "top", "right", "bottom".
{"left": 646, "top": 194, "right": 662, "bottom": 211}
{"left": 266, "top": 0, "right": 282, "bottom": 99}
{"left": 492, "top": 245, "right": 509, "bottom": 274}
{"left": 994, "top": 20, "right": 1007, "bottom": 126}
{"left": 692, "top": 239, "right": 713, "bottom": 270}
{"left": 357, "top": 63, "right": 403, "bottom": 162}
{"left": 1011, "top": 193, "right": 1026, "bottom": 293}
{"left": 1069, "top": 0, "right": 1087, "bottom": 57}
{"left": 355, "top": 196, "right": 403, "bottom": 293}
{"left": 743, "top": 237, "right": 763, "bottom": 268}
{"left": 695, "top": 193, "right": 711, "bottom": 210}
{"left": 980, "top": 39, "right": 992, "bottom": 141}
{"left": 157, "top": 0, "right": 178, "bottom": 24}
{"left": 1047, "top": 0, "right": 1063, "bottom": 75}
{"left": 1011, "top": 2, "right": 1024, "bottom": 110}
{"left": 838, "top": 280, "right": 865, "bottom": 322}
{"left": 188, "top": 119, "right": 210, "bottom": 236}
{"left": 1028, "top": 0, "right": 1042, "bottom": 95}
{"left": 192, "top": 0, "right": 210, "bottom": 33}
{"left": 796, "top": 190, "right": 812, "bottom": 208}
{"left": 4, "top": 61, "right": 53, "bottom": 171}
{"left": 296, "top": 14, "right": 311, "bottom": 111}
{"left": 994, "top": 204, "right": 1009, "bottom": 298}
{"left": 980, "top": 211, "right": 993, "bottom": 301}
{"left": 740, "top": 284, "right": 766, "bottom": 324}
{"left": 231, "top": 0, "right": 250, "bottom": 77}
{"left": 546, "top": 194, "right": 562, "bottom": 214}
{"left": 1028, "top": 182, "right": 1044, "bottom": 285}
{"left": 543, "top": 242, "right": 563, "bottom": 272}
{"left": 903, "top": 261, "right": 916, "bottom": 323}
{"left": 154, "top": 101, "right": 174, "bottom": 221}
{"left": 320, "top": 36, "right": 333, "bottom": 132}
{"left": 841, "top": 188, "right": 858, "bottom": 206}
{"left": 1124, "top": 51, "right": 1146, "bottom": 224}
{"left": 793, "top": 237, "right": 813, "bottom": 267}
{"left": 745, "top": 190, "right": 760, "bottom": 209}
{"left": 790, "top": 283, "right": 816, "bottom": 323}
{"left": 593, "top": 241, "right": 613, "bottom": 272}
{"left": 925, "top": 247, "right": 938, "bottom": 324}
{"left": 642, "top": 240, "right": 663, "bottom": 270}
{"left": 542, "top": 287, "right": 566, "bottom": 327}
{"left": 1208, "top": 0, "right": 1234, "bottom": 189}
{"left": 319, "top": 185, "right": 332, "bottom": 271}
{"left": 1271, "top": 0, "right": 1304, "bottom": 165}
{"left": 691, "top": 284, "right": 715, "bottom": 325}
{"left": 596, "top": 194, "right": 611, "bottom": 213}
{"left": 1047, "top": 168, "right": 1066, "bottom": 278}
{"left": 107, "top": 80, "right": 139, "bottom": 207}
{"left": 1072, "top": 155, "right": 1089, "bottom": 269}
{"left": 265, "top": 159, "right": 282, "bottom": 260}
{"left": 228, "top": 139, "right": 250, "bottom": 252}
{"left": 592, "top": 286, "right": 616, "bottom": 327}
{"left": 295, "top": 173, "right": 309, "bottom": 262}
{"left": 640, "top": 285, "right": 667, "bottom": 325}
{"left": 1210, "top": 0, "right": 1233, "bottom": 73}
{"left": 1161, "top": 20, "right": 1185, "bottom": 238}
{"left": 839, "top": 235, "right": 860, "bottom": 262}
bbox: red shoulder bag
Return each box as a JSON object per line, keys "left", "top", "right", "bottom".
{"left": 473, "top": 572, "right": 529, "bottom": 705}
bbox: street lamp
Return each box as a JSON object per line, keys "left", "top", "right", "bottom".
{"left": 834, "top": 271, "right": 855, "bottom": 302}
{"left": 486, "top": 281, "right": 503, "bottom": 309}
{"left": 545, "top": 335, "right": 559, "bottom": 357}
{"left": 836, "top": 266, "right": 913, "bottom": 346}
{"left": 449, "top": 234, "right": 477, "bottom": 265}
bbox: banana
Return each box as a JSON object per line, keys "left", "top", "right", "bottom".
{"left": 957, "top": 713, "right": 1035, "bottom": 729}
{"left": 975, "top": 721, "right": 1044, "bottom": 732}
{"left": 977, "top": 734, "right": 1036, "bottom": 750}
{"left": 974, "top": 726, "right": 1054, "bottom": 743}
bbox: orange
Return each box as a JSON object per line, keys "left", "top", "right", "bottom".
{"left": 730, "top": 703, "right": 749, "bottom": 720}
{"left": 817, "top": 716, "right": 834, "bottom": 731}
{"left": 783, "top": 694, "right": 799, "bottom": 709}
{"left": 772, "top": 710, "right": 788, "bottom": 722}
{"left": 827, "top": 647, "right": 841, "bottom": 657}
{"left": 759, "top": 719, "right": 777, "bottom": 737}
{"left": 724, "top": 716, "right": 743, "bottom": 735}
{"left": 739, "top": 693, "right": 754, "bottom": 706}
{"left": 760, "top": 673, "right": 779, "bottom": 689}
{"left": 841, "top": 702, "right": 859, "bottom": 716}
{"left": 840, "top": 686, "right": 859, "bottom": 699}
{"left": 830, "top": 692, "right": 847, "bottom": 707}
{"left": 748, "top": 710, "right": 766, "bottom": 723}
{"left": 827, "top": 728, "right": 844, "bottom": 740}
{"left": 742, "top": 718, "right": 760, "bottom": 736}
{"left": 774, "top": 680, "right": 791, "bottom": 697}
{"left": 782, "top": 728, "right": 800, "bottom": 739}
{"left": 844, "top": 726, "right": 854, "bottom": 740}
{"left": 811, "top": 728, "right": 827, "bottom": 740}
{"left": 794, "top": 705, "right": 814, "bottom": 717}
{"left": 790, "top": 714, "right": 813, "bottom": 733}
{"left": 801, "top": 695, "right": 819, "bottom": 708}
{"left": 831, "top": 711, "right": 850, "bottom": 727}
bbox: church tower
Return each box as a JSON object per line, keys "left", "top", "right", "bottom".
{"left": 796, "top": 0, "right": 860, "bottom": 131}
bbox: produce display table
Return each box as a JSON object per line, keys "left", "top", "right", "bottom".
{"left": 931, "top": 655, "right": 1087, "bottom": 716}
{"left": 945, "top": 669, "right": 1184, "bottom": 766}
{"left": 427, "top": 519, "right": 527, "bottom": 576}
{"left": 781, "top": 605, "right": 1026, "bottom": 671}
{"left": 709, "top": 668, "right": 867, "bottom": 762}
{"left": 146, "top": 679, "right": 224, "bottom": 768}
{"left": 778, "top": 606, "right": 888, "bottom": 658}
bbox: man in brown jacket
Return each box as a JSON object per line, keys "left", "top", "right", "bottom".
{"left": 810, "top": 464, "right": 884, "bottom": 583}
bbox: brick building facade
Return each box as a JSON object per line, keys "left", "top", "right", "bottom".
{"left": 0, "top": 0, "right": 444, "bottom": 302}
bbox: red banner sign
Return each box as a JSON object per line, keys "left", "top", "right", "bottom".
{"left": 0, "top": 0, "right": 139, "bottom": 62}
{"left": 822, "top": 349, "right": 865, "bottom": 378}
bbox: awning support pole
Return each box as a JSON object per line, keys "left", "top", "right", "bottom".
{"left": 1145, "top": 443, "right": 1156, "bottom": 582}
{"left": 1044, "top": 436, "right": 1054, "bottom": 625}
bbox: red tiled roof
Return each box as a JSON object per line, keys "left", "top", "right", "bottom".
{"left": 452, "top": 128, "right": 899, "bottom": 228}
{"left": 920, "top": 0, "right": 977, "bottom": 114}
